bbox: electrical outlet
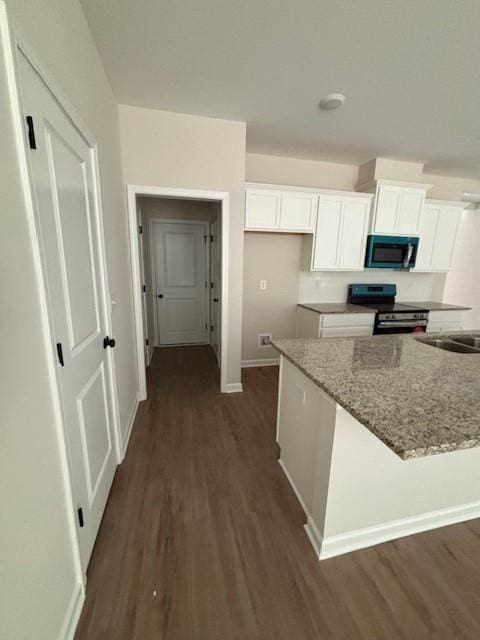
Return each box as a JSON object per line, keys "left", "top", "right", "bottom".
{"left": 258, "top": 333, "right": 272, "bottom": 347}
{"left": 260, "top": 279, "right": 267, "bottom": 290}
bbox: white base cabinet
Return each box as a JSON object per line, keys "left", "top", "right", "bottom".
{"left": 297, "top": 307, "right": 375, "bottom": 339}
{"left": 426, "top": 310, "right": 465, "bottom": 333}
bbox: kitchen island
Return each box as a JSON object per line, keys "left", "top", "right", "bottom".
{"left": 271, "top": 333, "right": 480, "bottom": 560}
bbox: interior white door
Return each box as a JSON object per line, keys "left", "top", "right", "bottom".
{"left": 210, "top": 218, "right": 221, "bottom": 363}
{"left": 152, "top": 221, "right": 208, "bottom": 345}
{"left": 18, "top": 53, "right": 117, "bottom": 569}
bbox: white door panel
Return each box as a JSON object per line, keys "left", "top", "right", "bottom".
{"left": 152, "top": 221, "right": 208, "bottom": 345}
{"left": 19, "top": 53, "right": 117, "bottom": 569}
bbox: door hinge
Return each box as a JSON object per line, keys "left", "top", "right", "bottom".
{"left": 77, "top": 507, "right": 84, "bottom": 528}
{"left": 142, "top": 284, "right": 146, "bottom": 293}
{"left": 145, "top": 338, "right": 149, "bottom": 346}
{"left": 204, "top": 234, "right": 207, "bottom": 242}
{"left": 205, "top": 322, "right": 208, "bottom": 329}
{"left": 210, "top": 235, "right": 214, "bottom": 242}
{"left": 210, "top": 282, "right": 214, "bottom": 289}
{"left": 210, "top": 325, "right": 214, "bottom": 331}
{"left": 56, "top": 342, "right": 64, "bottom": 367}
{"left": 26, "top": 115, "right": 36, "bottom": 149}
{"left": 138, "top": 225, "right": 143, "bottom": 234}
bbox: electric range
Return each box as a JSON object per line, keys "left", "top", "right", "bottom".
{"left": 348, "top": 284, "right": 429, "bottom": 334}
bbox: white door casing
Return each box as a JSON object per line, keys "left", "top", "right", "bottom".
{"left": 18, "top": 52, "right": 117, "bottom": 570}
{"left": 151, "top": 220, "right": 209, "bottom": 345}
{"left": 210, "top": 218, "right": 221, "bottom": 363}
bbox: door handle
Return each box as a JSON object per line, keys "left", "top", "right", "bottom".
{"left": 157, "top": 294, "right": 164, "bottom": 299}
{"left": 103, "top": 336, "right": 116, "bottom": 349}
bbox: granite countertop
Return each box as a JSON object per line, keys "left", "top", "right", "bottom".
{"left": 271, "top": 332, "right": 480, "bottom": 460}
{"left": 402, "top": 301, "right": 472, "bottom": 312}
{"left": 298, "top": 303, "right": 375, "bottom": 315}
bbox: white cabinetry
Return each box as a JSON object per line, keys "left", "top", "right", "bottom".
{"left": 302, "top": 193, "right": 372, "bottom": 271}
{"left": 369, "top": 181, "right": 431, "bottom": 235}
{"left": 245, "top": 186, "right": 317, "bottom": 232}
{"left": 296, "top": 307, "right": 375, "bottom": 338}
{"left": 426, "top": 310, "right": 465, "bottom": 334}
{"left": 415, "top": 201, "right": 463, "bottom": 272}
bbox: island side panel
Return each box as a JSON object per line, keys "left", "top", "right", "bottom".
{"left": 319, "top": 406, "right": 480, "bottom": 559}
{"left": 277, "top": 357, "right": 336, "bottom": 518}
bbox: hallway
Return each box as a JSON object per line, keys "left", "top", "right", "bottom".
{"left": 75, "top": 346, "right": 480, "bottom": 640}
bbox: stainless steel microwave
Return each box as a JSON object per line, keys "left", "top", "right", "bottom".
{"left": 365, "top": 235, "right": 419, "bottom": 270}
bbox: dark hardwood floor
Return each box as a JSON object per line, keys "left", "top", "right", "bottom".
{"left": 75, "top": 345, "right": 480, "bottom": 640}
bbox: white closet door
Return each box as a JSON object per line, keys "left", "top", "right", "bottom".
{"left": 19, "top": 52, "right": 117, "bottom": 569}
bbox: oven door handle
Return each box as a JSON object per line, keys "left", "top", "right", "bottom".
{"left": 403, "top": 243, "right": 414, "bottom": 268}
{"left": 378, "top": 321, "right": 427, "bottom": 327}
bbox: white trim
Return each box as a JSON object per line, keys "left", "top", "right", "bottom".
{"left": 58, "top": 582, "right": 85, "bottom": 640}
{"left": 241, "top": 357, "right": 280, "bottom": 368}
{"left": 127, "top": 185, "right": 231, "bottom": 393}
{"left": 225, "top": 382, "right": 243, "bottom": 393}
{"left": 0, "top": 0, "right": 85, "bottom": 590}
{"left": 120, "top": 396, "right": 140, "bottom": 460}
{"left": 275, "top": 356, "right": 284, "bottom": 443}
{"left": 149, "top": 218, "right": 210, "bottom": 347}
{"left": 304, "top": 516, "right": 323, "bottom": 559}
{"left": 319, "top": 499, "right": 480, "bottom": 560}
{"left": 279, "top": 459, "right": 309, "bottom": 515}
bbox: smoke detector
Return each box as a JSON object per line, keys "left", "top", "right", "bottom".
{"left": 319, "top": 93, "right": 346, "bottom": 111}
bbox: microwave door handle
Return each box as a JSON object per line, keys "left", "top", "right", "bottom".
{"left": 404, "top": 243, "right": 414, "bottom": 268}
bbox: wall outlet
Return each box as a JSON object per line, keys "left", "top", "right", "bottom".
{"left": 260, "top": 279, "right": 267, "bottom": 290}
{"left": 258, "top": 333, "right": 272, "bottom": 347}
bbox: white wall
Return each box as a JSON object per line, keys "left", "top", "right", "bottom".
{"left": 243, "top": 233, "right": 302, "bottom": 362}
{"left": 1, "top": 1, "right": 138, "bottom": 637}
{"left": 119, "top": 105, "right": 246, "bottom": 385}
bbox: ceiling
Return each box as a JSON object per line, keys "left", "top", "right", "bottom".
{"left": 81, "top": 0, "right": 480, "bottom": 177}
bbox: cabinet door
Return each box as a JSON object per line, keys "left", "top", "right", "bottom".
{"left": 339, "top": 198, "right": 370, "bottom": 270}
{"left": 415, "top": 205, "right": 438, "bottom": 270}
{"left": 430, "top": 206, "right": 461, "bottom": 271}
{"left": 245, "top": 189, "right": 281, "bottom": 230}
{"left": 280, "top": 192, "right": 317, "bottom": 232}
{"left": 397, "top": 188, "right": 425, "bottom": 234}
{"left": 312, "top": 196, "right": 342, "bottom": 269}
{"left": 374, "top": 185, "right": 402, "bottom": 233}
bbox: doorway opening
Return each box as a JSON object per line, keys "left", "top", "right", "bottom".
{"left": 127, "top": 186, "right": 229, "bottom": 398}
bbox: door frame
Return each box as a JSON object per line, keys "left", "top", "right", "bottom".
{"left": 127, "top": 185, "right": 230, "bottom": 395}
{"left": 149, "top": 218, "right": 210, "bottom": 347}
{"left": 2, "top": 6, "right": 122, "bottom": 591}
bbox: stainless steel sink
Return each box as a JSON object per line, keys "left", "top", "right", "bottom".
{"left": 417, "top": 338, "right": 480, "bottom": 354}
{"left": 450, "top": 336, "right": 480, "bottom": 349}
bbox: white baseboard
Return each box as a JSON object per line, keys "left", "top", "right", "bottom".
{"left": 59, "top": 582, "right": 85, "bottom": 640}
{"left": 241, "top": 358, "right": 280, "bottom": 368}
{"left": 304, "top": 516, "right": 323, "bottom": 558}
{"left": 121, "top": 396, "right": 139, "bottom": 460}
{"left": 319, "top": 499, "right": 480, "bottom": 560}
{"left": 224, "top": 382, "right": 243, "bottom": 393}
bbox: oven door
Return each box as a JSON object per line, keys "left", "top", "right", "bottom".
{"left": 374, "top": 320, "right": 427, "bottom": 335}
{"left": 365, "top": 235, "right": 419, "bottom": 269}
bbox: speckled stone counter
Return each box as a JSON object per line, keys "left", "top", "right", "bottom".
{"left": 402, "top": 301, "right": 472, "bottom": 312}
{"left": 298, "top": 303, "right": 375, "bottom": 315}
{"left": 272, "top": 332, "right": 480, "bottom": 460}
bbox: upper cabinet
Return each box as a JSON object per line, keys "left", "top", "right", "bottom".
{"left": 302, "top": 193, "right": 373, "bottom": 271}
{"left": 415, "top": 201, "right": 463, "bottom": 272}
{"left": 370, "top": 181, "right": 432, "bottom": 235}
{"left": 245, "top": 185, "right": 317, "bottom": 233}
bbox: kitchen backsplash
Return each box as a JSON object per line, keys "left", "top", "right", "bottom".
{"left": 298, "top": 271, "right": 446, "bottom": 304}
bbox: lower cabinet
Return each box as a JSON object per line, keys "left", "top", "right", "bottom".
{"left": 296, "top": 307, "right": 375, "bottom": 339}
{"left": 426, "top": 310, "right": 465, "bottom": 333}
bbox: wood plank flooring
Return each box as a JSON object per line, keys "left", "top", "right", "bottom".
{"left": 75, "top": 345, "right": 480, "bottom": 640}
